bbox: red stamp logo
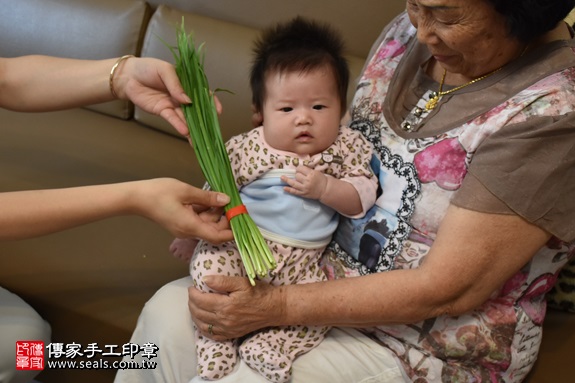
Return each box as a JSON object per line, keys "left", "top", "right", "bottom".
{"left": 16, "top": 341, "right": 45, "bottom": 370}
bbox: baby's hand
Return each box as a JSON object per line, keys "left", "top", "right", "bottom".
{"left": 281, "top": 165, "right": 327, "bottom": 200}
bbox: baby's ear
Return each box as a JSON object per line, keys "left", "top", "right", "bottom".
{"left": 251, "top": 105, "right": 263, "bottom": 128}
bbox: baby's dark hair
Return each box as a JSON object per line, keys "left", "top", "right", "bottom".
{"left": 250, "top": 16, "right": 349, "bottom": 114}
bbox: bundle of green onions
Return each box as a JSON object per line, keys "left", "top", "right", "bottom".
{"left": 169, "top": 21, "right": 275, "bottom": 285}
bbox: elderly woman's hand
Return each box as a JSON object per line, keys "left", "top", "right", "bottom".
{"left": 188, "top": 275, "right": 284, "bottom": 341}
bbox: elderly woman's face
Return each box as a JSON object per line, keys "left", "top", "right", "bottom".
{"left": 407, "top": 0, "right": 523, "bottom": 79}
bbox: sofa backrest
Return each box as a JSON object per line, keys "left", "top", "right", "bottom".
{"left": 143, "top": 0, "right": 404, "bottom": 59}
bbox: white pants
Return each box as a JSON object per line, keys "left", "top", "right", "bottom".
{"left": 114, "top": 277, "right": 408, "bottom": 383}
{"left": 0, "top": 287, "right": 51, "bottom": 383}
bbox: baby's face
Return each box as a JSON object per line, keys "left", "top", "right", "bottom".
{"left": 261, "top": 68, "right": 342, "bottom": 156}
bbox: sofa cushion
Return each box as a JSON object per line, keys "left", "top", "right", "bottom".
{"left": 0, "top": 0, "right": 151, "bottom": 120}
{"left": 136, "top": 5, "right": 366, "bottom": 140}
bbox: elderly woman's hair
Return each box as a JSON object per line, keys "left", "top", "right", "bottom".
{"left": 488, "top": 0, "right": 575, "bottom": 43}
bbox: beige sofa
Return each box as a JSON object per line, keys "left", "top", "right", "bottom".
{"left": 0, "top": 0, "right": 571, "bottom": 382}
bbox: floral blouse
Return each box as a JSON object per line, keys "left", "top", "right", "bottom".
{"left": 322, "top": 12, "right": 575, "bottom": 382}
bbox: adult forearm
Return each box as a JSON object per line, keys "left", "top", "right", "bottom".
{"left": 191, "top": 267, "right": 444, "bottom": 341}
{"left": 191, "top": 206, "right": 550, "bottom": 340}
{"left": 279, "top": 269, "right": 439, "bottom": 328}
{"left": 0, "top": 56, "right": 117, "bottom": 111}
{"left": 0, "top": 183, "right": 132, "bottom": 240}
{"left": 278, "top": 207, "right": 552, "bottom": 329}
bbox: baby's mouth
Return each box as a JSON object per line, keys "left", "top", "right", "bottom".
{"left": 296, "top": 131, "right": 312, "bottom": 140}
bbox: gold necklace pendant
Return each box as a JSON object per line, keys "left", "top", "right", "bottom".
{"left": 425, "top": 67, "right": 503, "bottom": 112}
{"left": 425, "top": 71, "right": 446, "bottom": 111}
{"left": 425, "top": 94, "right": 439, "bottom": 111}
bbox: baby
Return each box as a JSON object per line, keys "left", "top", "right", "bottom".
{"left": 171, "top": 16, "right": 378, "bottom": 382}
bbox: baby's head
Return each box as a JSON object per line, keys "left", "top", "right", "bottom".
{"left": 250, "top": 16, "right": 349, "bottom": 115}
{"left": 250, "top": 17, "right": 350, "bottom": 156}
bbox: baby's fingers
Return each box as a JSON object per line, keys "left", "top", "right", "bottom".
{"left": 281, "top": 175, "right": 295, "bottom": 187}
{"left": 279, "top": 175, "right": 299, "bottom": 194}
{"left": 283, "top": 185, "right": 303, "bottom": 196}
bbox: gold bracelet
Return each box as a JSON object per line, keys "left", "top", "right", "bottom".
{"left": 109, "top": 55, "right": 134, "bottom": 99}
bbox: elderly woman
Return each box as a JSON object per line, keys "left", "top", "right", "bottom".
{"left": 116, "top": 0, "right": 575, "bottom": 382}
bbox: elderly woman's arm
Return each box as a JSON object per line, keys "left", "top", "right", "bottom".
{"left": 189, "top": 204, "right": 550, "bottom": 340}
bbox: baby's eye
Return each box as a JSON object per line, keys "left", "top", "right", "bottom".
{"left": 280, "top": 107, "right": 293, "bottom": 112}
{"left": 313, "top": 105, "right": 326, "bottom": 110}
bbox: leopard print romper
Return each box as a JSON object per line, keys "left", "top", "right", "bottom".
{"left": 192, "top": 240, "right": 328, "bottom": 382}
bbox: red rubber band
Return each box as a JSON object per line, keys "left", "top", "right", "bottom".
{"left": 226, "top": 204, "right": 248, "bottom": 221}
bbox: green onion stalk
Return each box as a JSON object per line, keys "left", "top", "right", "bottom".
{"left": 168, "top": 20, "right": 275, "bottom": 285}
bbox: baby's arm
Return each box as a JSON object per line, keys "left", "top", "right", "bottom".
{"left": 281, "top": 165, "right": 363, "bottom": 216}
